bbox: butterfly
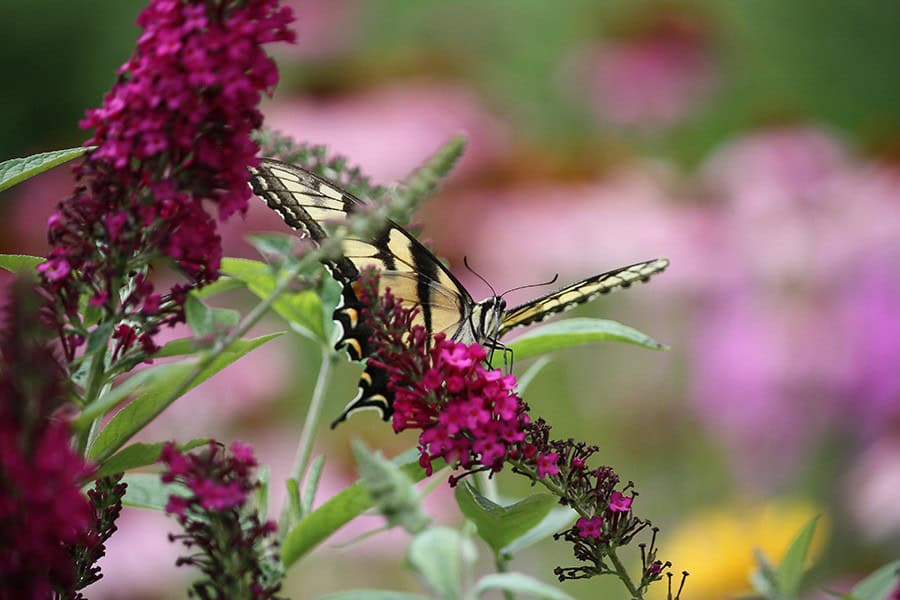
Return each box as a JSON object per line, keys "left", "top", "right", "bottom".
{"left": 249, "top": 158, "right": 669, "bottom": 427}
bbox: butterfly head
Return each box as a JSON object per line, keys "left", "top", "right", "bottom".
{"left": 471, "top": 296, "right": 506, "bottom": 347}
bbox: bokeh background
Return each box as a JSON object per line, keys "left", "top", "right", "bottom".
{"left": 2, "top": 1, "right": 899, "bottom": 598}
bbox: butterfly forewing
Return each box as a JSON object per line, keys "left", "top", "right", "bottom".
{"left": 496, "top": 258, "right": 669, "bottom": 337}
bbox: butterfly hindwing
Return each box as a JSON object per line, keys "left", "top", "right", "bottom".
{"left": 497, "top": 258, "right": 669, "bottom": 337}
{"left": 249, "top": 159, "right": 474, "bottom": 425}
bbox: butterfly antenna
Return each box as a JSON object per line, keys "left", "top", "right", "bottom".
{"left": 500, "top": 273, "right": 560, "bottom": 299}
{"left": 463, "top": 256, "right": 497, "bottom": 297}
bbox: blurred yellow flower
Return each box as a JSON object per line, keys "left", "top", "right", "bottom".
{"left": 651, "top": 500, "right": 827, "bottom": 600}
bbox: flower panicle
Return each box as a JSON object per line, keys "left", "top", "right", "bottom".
{"left": 355, "top": 267, "right": 677, "bottom": 590}
{"left": 40, "top": 0, "right": 296, "bottom": 362}
{"left": 161, "top": 440, "right": 283, "bottom": 600}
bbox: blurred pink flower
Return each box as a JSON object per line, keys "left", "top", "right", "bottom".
{"left": 845, "top": 437, "right": 900, "bottom": 540}
{"left": 279, "top": 0, "right": 358, "bottom": 59}
{"left": 261, "top": 81, "right": 510, "bottom": 182}
{"left": 571, "top": 14, "right": 718, "bottom": 131}
{"left": 691, "top": 126, "right": 900, "bottom": 484}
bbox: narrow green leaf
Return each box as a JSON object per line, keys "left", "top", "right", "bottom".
{"left": 501, "top": 506, "right": 577, "bottom": 556}
{"left": 281, "top": 450, "right": 429, "bottom": 567}
{"left": 455, "top": 482, "right": 557, "bottom": 553}
{"left": 152, "top": 337, "right": 199, "bottom": 359}
{"left": 95, "top": 439, "right": 207, "bottom": 479}
{"left": 846, "top": 559, "right": 900, "bottom": 600}
{"left": 473, "top": 573, "right": 576, "bottom": 600}
{"left": 301, "top": 455, "right": 326, "bottom": 516}
{"left": 74, "top": 364, "right": 172, "bottom": 430}
{"left": 0, "top": 146, "right": 91, "bottom": 193}
{"left": 88, "top": 333, "right": 281, "bottom": 462}
{"left": 775, "top": 516, "right": 820, "bottom": 597}
{"left": 407, "top": 527, "right": 466, "bottom": 600}
{"left": 221, "top": 258, "right": 328, "bottom": 343}
{"left": 507, "top": 317, "right": 668, "bottom": 361}
{"left": 317, "top": 592, "right": 429, "bottom": 600}
{"left": 353, "top": 441, "right": 429, "bottom": 534}
{"left": 247, "top": 232, "right": 294, "bottom": 259}
{"left": 193, "top": 276, "right": 246, "bottom": 299}
{"left": 121, "top": 472, "right": 185, "bottom": 511}
{"left": 0, "top": 254, "right": 44, "bottom": 274}
{"left": 184, "top": 294, "right": 214, "bottom": 336}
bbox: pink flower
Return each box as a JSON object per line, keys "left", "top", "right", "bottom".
{"left": 536, "top": 452, "right": 560, "bottom": 478}
{"left": 576, "top": 516, "right": 604, "bottom": 539}
{"left": 608, "top": 491, "right": 632, "bottom": 512}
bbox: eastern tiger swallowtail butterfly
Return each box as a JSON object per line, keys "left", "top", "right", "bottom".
{"left": 249, "top": 158, "right": 668, "bottom": 427}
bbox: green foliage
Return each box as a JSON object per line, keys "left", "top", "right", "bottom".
{"left": 0, "top": 146, "right": 90, "bottom": 192}
{"left": 121, "top": 472, "right": 185, "bottom": 511}
{"left": 472, "top": 573, "right": 576, "bottom": 600}
{"left": 507, "top": 317, "right": 668, "bottom": 361}
{"left": 842, "top": 560, "right": 900, "bottom": 600}
{"left": 455, "top": 482, "right": 558, "bottom": 555}
{"left": 221, "top": 257, "right": 332, "bottom": 344}
{"left": 0, "top": 253, "right": 44, "bottom": 274}
{"left": 407, "top": 527, "right": 469, "bottom": 600}
{"left": 353, "top": 441, "right": 430, "bottom": 534}
{"left": 87, "top": 333, "right": 282, "bottom": 463}
{"left": 281, "top": 450, "right": 432, "bottom": 567}
{"left": 95, "top": 439, "right": 208, "bottom": 480}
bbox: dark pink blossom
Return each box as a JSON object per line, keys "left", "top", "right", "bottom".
{"left": 42, "top": 0, "right": 295, "bottom": 361}
{"left": 576, "top": 516, "right": 604, "bottom": 539}
{"left": 608, "top": 491, "right": 633, "bottom": 512}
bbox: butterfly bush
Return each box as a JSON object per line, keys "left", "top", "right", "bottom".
{"left": 40, "top": 0, "right": 295, "bottom": 361}
{"left": 0, "top": 280, "right": 94, "bottom": 599}
{"left": 160, "top": 441, "right": 282, "bottom": 600}
{"left": 355, "top": 268, "right": 673, "bottom": 592}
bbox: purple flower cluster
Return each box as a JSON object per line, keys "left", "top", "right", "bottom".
{"left": 355, "top": 269, "right": 671, "bottom": 588}
{"left": 0, "top": 280, "right": 94, "bottom": 599}
{"left": 160, "top": 441, "right": 282, "bottom": 599}
{"left": 356, "top": 272, "right": 556, "bottom": 481}
{"left": 41, "top": 0, "right": 295, "bottom": 359}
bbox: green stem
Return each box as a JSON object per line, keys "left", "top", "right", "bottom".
{"left": 290, "top": 346, "right": 334, "bottom": 484}
{"left": 494, "top": 552, "right": 515, "bottom": 600}
{"left": 607, "top": 548, "right": 641, "bottom": 600}
{"left": 89, "top": 260, "right": 307, "bottom": 464}
{"left": 76, "top": 337, "right": 111, "bottom": 455}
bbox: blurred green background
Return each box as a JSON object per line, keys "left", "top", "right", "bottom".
{"left": 2, "top": 1, "right": 899, "bottom": 598}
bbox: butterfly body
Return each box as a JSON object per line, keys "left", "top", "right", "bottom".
{"left": 249, "top": 158, "right": 668, "bottom": 426}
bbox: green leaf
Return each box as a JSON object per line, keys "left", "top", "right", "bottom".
{"left": 121, "top": 472, "right": 185, "bottom": 511}
{"left": 501, "top": 506, "right": 577, "bottom": 556}
{"left": 95, "top": 439, "right": 207, "bottom": 479}
{"left": 317, "top": 592, "right": 429, "bottom": 600}
{"left": 846, "top": 559, "right": 900, "bottom": 600}
{"left": 473, "top": 573, "right": 576, "bottom": 600}
{"left": 407, "top": 527, "right": 467, "bottom": 600}
{"left": 221, "top": 258, "right": 329, "bottom": 343}
{"left": 353, "top": 441, "right": 429, "bottom": 534}
{"left": 0, "top": 146, "right": 91, "bottom": 193}
{"left": 192, "top": 276, "right": 246, "bottom": 299}
{"left": 152, "top": 337, "right": 200, "bottom": 359}
{"left": 301, "top": 455, "right": 326, "bottom": 517}
{"left": 507, "top": 317, "right": 668, "bottom": 361}
{"left": 247, "top": 232, "right": 295, "bottom": 259}
{"left": 281, "top": 450, "right": 430, "bottom": 567}
{"left": 185, "top": 294, "right": 239, "bottom": 337}
{"left": 0, "top": 254, "right": 44, "bottom": 274}
{"left": 88, "top": 333, "right": 281, "bottom": 462}
{"left": 455, "top": 482, "right": 557, "bottom": 553}
{"left": 775, "top": 516, "right": 820, "bottom": 597}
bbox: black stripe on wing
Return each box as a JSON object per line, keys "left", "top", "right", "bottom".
{"left": 497, "top": 258, "right": 669, "bottom": 337}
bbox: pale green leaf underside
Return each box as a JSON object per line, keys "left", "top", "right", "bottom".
{"left": 0, "top": 146, "right": 91, "bottom": 193}
{"left": 507, "top": 317, "right": 667, "bottom": 361}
